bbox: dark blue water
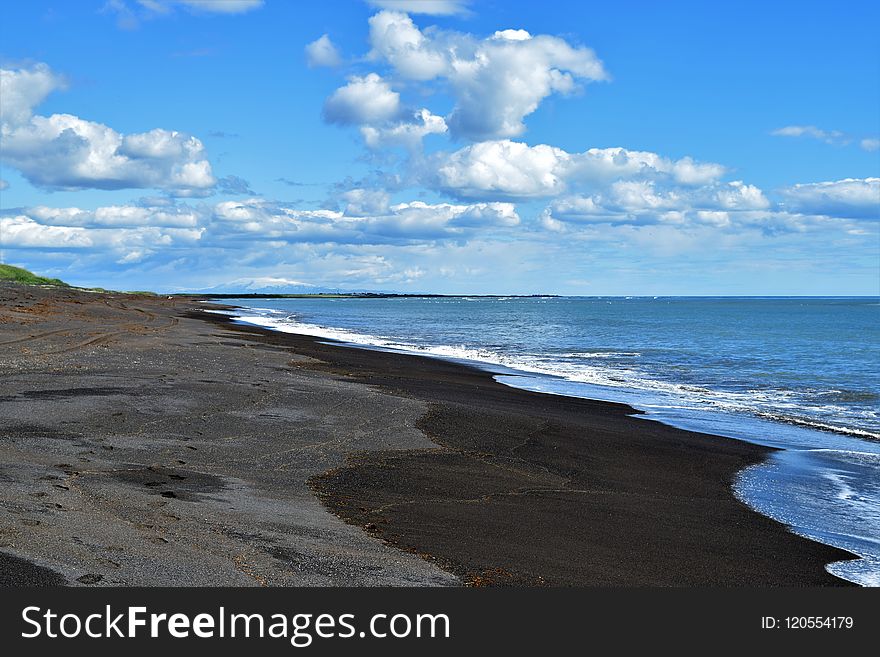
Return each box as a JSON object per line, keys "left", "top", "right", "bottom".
{"left": 220, "top": 296, "right": 880, "bottom": 585}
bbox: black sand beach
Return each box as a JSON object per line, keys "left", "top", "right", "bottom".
{"left": 0, "top": 283, "right": 854, "bottom": 586}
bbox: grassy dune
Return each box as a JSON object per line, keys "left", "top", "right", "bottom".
{"left": 0, "top": 264, "right": 69, "bottom": 287}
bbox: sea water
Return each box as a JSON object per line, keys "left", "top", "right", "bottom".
{"left": 220, "top": 296, "right": 880, "bottom": 585}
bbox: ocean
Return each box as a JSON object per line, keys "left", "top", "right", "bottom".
{"left": 219, "top": 296, "right": 880, "bottom": 586}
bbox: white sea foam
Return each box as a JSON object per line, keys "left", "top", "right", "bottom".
{"left": 559, "top": 351, "right": 641, "bottom": 359}
{"left": 828, "top": 559, "right": 880, "bottom": 587}
{"left": 736, "top": 447, "right": 880, "bottom": 587}
{"left": 232, "top": 311, "right": 880, "bottom": 441}
{"left": 808, "top": 448, "right": 880, "bottom": 463}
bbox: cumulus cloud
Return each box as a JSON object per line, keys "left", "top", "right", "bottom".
{"left": 435, "top": 141, "right": 569, "bottom": 198}
{"left": 0, "top": 63, "right": 65, "bottom": 126}
{"left": 861, "top": 138, "right": 880, "bottom": 152}
{"left": 445, "top": 30, "right": 608, "bottom": 140}
{"left": 543, "top": 179, "right": 771, "bottom": 227}
{"left": 322, "top": 73, "right": 446, "bottom": 151}
{"left": 27, "top": 204, "right": 202, "bottom": 228}
{"left": 322, "top": 73, "right": 401, "bottom": 125}
{"left": 714, "top": 181, "right": 771, "bottom": 210}
{"left": 0, "top": 63, "right": 216, "bottom": 194}
{"left": 1, "top": 200, "right": 208, "bottom": 270}
{"left": 780, "top": 178, "right": 880, "bottom": 220}
{"left": 367, "top": 10, "right": 450, "bottom": 80}
{"left": 360, "top": 200, "right": 519, "bottom": 238}
{"left": 360, "top": 108, "right": 447, "bottom": 150}
{"left": 2, "top": 114, "right": 216, "bottom": 192}
{"left": 340, "top": 188, "right": 390, "bottom": 216}
{"left": 212, "top": 197, "right": 519, "bottom": 242}
{"left": 305, "top": 34, "right": 343, "bottom": 68}
{"left": 669, "top": 157, "right": 727, "bottom": 185}
{"left": 0, "top": 215, "right": 94, "bottom": 248}
{"left": 2, "top": 195, "right": 519, "bottom": 267}
{"left": 0, "top": 212, "right": 203, "bottom": 254}
{"left": 366, "top": 0, "right": 470, "bottom": 15}
{"left": 366, "top": 10, "right": 608, "bottom": 140}
{"left": 4, "top": 186, "right": 873, "bottom": 292}
{"left": 321, "top": 12, "right": 607, "bottom": 147}
{"left": 541, "top": 177, "right": 877, "bottom": 235}
{"left": 431, "top": 140, "right": 727, "bottom": 199}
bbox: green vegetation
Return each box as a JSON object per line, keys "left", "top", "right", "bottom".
{"left": 0, "top": 264, "right": 157, "bottom": 294}
{"left": 0, "top": 264, "right": 69, "bottom": 287}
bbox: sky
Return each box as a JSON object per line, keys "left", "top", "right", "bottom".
{"left": 0, "top": 0, "right": 878, "bottom": 294}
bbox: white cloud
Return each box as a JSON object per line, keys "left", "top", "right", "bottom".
{"left": 669, "top": 157, "right": 727, "bottom": 185}
{"left": 772, "top": 126, "right": 880, "bottom": 153}
{"left": 117, "top": 249, "right": 149, "bottom": 264}
{"left": 0, "top": 212, "right": 203, "bottom": 251}
{"left": 694, "top": 210, "right": 732, "bottom": 227}
{"left": 3, "top": 194, "right": 520, "bottom": 262}
{"left": 3, "top": 113, "right": 216, "bottom": 192}
{"left": 360, "top": 108, "right": 447, "bottom": 149}
{"left": 543, "top": 185, "right": 691, "bottom": 228}
{"left": 541, "top": 177, "right": 877, "bottom": 233}
{"left": 780, "top": 178, "right": 880, "bottom": 220}
{"left": 564, "top": 148, "right": 725, "bottom": 187}
{"left": 436, "top": 140, "right": 569, "bottom": 198}
{"left": 0, "top": 179, "right": 8, "bottom": 190}
{"left": 212, "top": 197, "right": 519, "bottom": 242}
{"left": 364, "top": 200, "right": 519, "bottom": 237}
{"left": 5, "top": 190, "right": 874, "bottom": 293}
{"left": 340, "top": 188, "right": 390, "bottom": 216}
{"left": 321, "top": 12, "right": 607, "bottom": 147}
{"left": 0, "top": 63, "right": 65, "bottom": 126}
{"left": 445, "top": 32, "right": 607, "bottom": 140}
{"left": 603, "top": 181, "right": 686, "bottom": 214}
{"left": 367, "top": 10, "right": 450, "bottom": 80}
{"left": 0, "top": 215, "right": 94, "bottom": 248}
{"left": 432, "top": 140, "right": 727, "bottom": 199}
{"left": 305, "top": 34, "right": 343, "bottom": 68}
{"left": 714, "top": 181, "right": 771, "bottom": 210}
{"left": 491, "top": 29, "right": 532, "bottom": 41}
{"left": 322, "top": 73, "right": 401, "bottom": 125}
{"left": 771, "top": 125, "right": 846, "bottom": 144}
{"left": 323, "top": 72, "right": 445, "bottom": 151}
{"left": 0, "top": 63, "right": 216, "bottom": 193}
{"left": 365, "top": 10, "right": 608, "bottom": 140}
{"left": 365, "top": 0, "right": 470, "bottom": 16}
{"left": 29, "top": 204, "right": 202, "bottom": 228}
{"left": 541, "top": 178, "right": 775, "bottom": 228}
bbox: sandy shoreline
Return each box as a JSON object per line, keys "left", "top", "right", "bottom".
{"left": 0, "top": 283, "right": 854, "bottom": 585}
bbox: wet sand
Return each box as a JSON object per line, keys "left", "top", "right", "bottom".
{"left": 0, "top": 283, "right": 854, "bottom": 585}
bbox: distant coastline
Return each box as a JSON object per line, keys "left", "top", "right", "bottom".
{"left": 191, "top": 292, "right": 561, "bottom": 299}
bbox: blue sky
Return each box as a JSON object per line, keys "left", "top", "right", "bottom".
{"left": 1, "top": 0, "right": 878, "bottom": 294}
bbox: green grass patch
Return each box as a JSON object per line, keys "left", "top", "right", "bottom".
{"left": 0, "top": 264, "right": 159, "bottom": 294}
{"left": 0, "top": 264, "right": 69, "bottom": 287}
